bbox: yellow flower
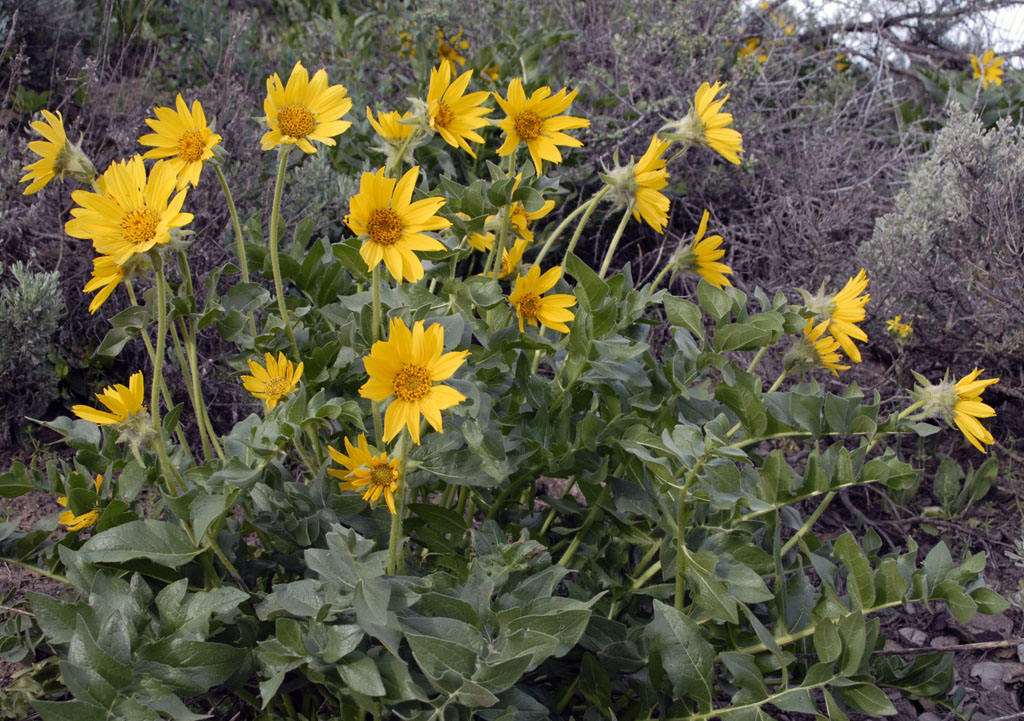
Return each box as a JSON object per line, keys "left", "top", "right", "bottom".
{"left": 484, "top": 174, "right": 555, "bottom": 244}
{"left": 673, "top": 210, "right": 732, "bottom": 289}
{"left": 328, "top": 434, "right": 401, "bottom": 515}
{"left": 508, "top": 265, "right": 577, "bottom": 334}
{"left": 426, "top": 62, "right": 492, "bottom": 158}
{"left": 399, "top": 31, "right": 415, "bottom": 59}
{"left": 885, "top": 315, "right": 913, "bottom": 343}
{"left": 241, "top": 352, "right": 303, "bottom": 409}
{"left": 437, "top": 26, "right": 469, "bottom": 68}
{"left": 65, "top": 156, "right": 193, "bottom": 265}
{"left": 661, "top": 82, "right": 744, "bottom": 165}
{"left": 359, "top": 318, "right": 469, "bottom": 444}
{"left": 499, "top": 237, "right": 529, "bottom": 278}
{"left": 483, "top": 64, "right": 500, "bottom": 83}
{"left": 455, "top": 212, "right": 494, "bottom": 252}
{"left": 738, "top": 37, "right": 767, "bottom": 63}
{"left": 346, "top": 166, "right": 450, "bottom": 284}
{"left": 261, "top": 61, "right": 353, "bottom": 154}
{"left": 72, "top": 371, "right": 146, "bottom": 425}
{"left": 494, "top": 78, "right": 589, "bottom": 175}
{"left": 20, "top": 109, "right": 96, "bottom": 195}
{"left": 952, "top": 368, "right": 999, "bottom": 453}
{"left": 787, "top": 320, "right": 850, "bottom": 376}
{"left": 57, "top": 475, "right": 103, "bottom": 532}
{"left": 138, "top": 94, "right": 221, "bottom": 189}
{"left": 631, "top": 135, "right": 671, "bottom": 233}
{"left": 366, "top": 107, "right": 416, "bottom": 142}
{"left": 83, "top": 255, "right": 125, "bottom": 315}
{"left": 970, "top": 50, "right": 1004, "bottom": 89}
{"left": 814, "top": 269, "right": 869, "bottom": 363}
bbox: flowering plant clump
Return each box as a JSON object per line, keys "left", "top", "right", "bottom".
{"left": 1, "top": 35, "right": 1010, "bottom": 721}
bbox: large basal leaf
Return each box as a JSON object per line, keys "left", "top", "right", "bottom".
{"left": 80, "top": 520, "right": 202, "bottom": 568}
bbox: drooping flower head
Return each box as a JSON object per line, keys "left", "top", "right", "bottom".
{"left": 138, "top": 94, "right": 221, "bottom": 190}
{"left": 57, "top": 474, "right": 103, "bottom": 532}
{"left": 802, "top": 269, "right": 869, "bottom": 363}
{"left": 329, "top": 434, "right": 401, "bottom": 514}
{"left": 508, "top": 265, "right": 577, "bottom": 334}
{"left": 437, "top": 26, "right": 469, "bottom": 68}
{"left": 359, "top": 318, "right": 469, "bottom": 444}
{"left": 499, "top": 237, "right": 529, "bottom": 279}
{"left": 784, "top": 320, "right": 851, "bottom": 377}
{"left": 20, "top": 109, "right": 96, "bottom": 195}
{"left": 970, "top": 50, "right": 1004, "bottom": 89}
{"left": 261, "top": 61, "right": 353, "bottom": 153}
{"left": 241, "top": 352, "right": 304, "bottom": 410}
{"left": 603, "top": 134, "right": 671, "bottom": 233}
{"left": 911, "top": 368, "right": 999, "bottom": 453}
{"left": 72, "top": 372, "right": 146, "bottom": 425}
{"left": 65, "top": 156, "right": 193, "bottom": 265}
{"left": 660, "top": 81, "right": 744, "bottom": 165}
{"left": 425, "top": 62, "right": 492, "bottom": 158}
{"left": 346, "top": 166, "right": 450, "bottom": 284}
{"left": 366, "top": 107, "right": 421, "bottom": 169}
{"left": 494, "top": 78, "right": 589, "bottom": 175}
{"left": 671, "top": 210, "right": 732, "bottom": 289}
{"left": 83, "top": 255, "right": 125, "bottom": 315}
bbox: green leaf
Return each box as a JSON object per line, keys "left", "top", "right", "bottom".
{"left": 813, "top": 619, "right": 842, "bottom": 664}
{"left": 720, "top": 652, "right": 767, "bottom": 696}
{"left": 932, "top": 580, "right": 977, "bottom": 623}
{"left": 970, "top": 587, "right": 1010, "bottom": 615}
{"left": 713, "top": 322, "right": 773, "bottom": 352}
{"left": 839, "top": 684, "right": 897, "bottom": 716}
{"left": 697, "top": 280, "right": 733, "bottom": 321}
{"left": 664, "top": 295, "right": 704, "bottom": 339}
{"left": 646, "top": 600, "right": 714, "bottom": 709}
{"left": 834, "top": 533, "right": 875, "bottom": 609}
{"left": 136, "top": 639, "right": 248, "bottom": 696}
{"left": 80, "top": 520, "right": 202, "bottom": 567}
{"left": 685, "top": 549, "right": 739, "bottom": 623}
{"left": 566, "top": 252, "right": 608, "bottom": 308}
{"left": 33, "top": 700, "right": 109, "bottom": 721}
{"left": 338, "top": 654, "right": 386, "bottom": 697}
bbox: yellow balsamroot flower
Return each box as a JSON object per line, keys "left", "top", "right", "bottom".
{"left": 20, "top": 109, "right": 96, "bottom": 195}
{"left": 508, "top": 265, "right": 577, "bottom": 334}
{"left": 83, "top": 255, "right": 125, "bottom": 315}
{"left": 785, "top": 320, "right": 850, "bottom": 377}
{"left": 970, "top": 50, "right": 1004, "bottom": 89}
{"left": 65, "top": 156, "right": 193, "bottom": 265}
{"left": 138, "top": 94, "right": 221, "bottom": 190}
{"left": 359, "top": 318, "right": 469, "bottom": 444}
{"left": 437, "top": 26, "right": 469, "bottom": 68}
{"left": 455, "top": 212, "right": 494, "bottom": 252}
{"left": 72, "top": 371, "right": 146, "bottom": 425}
{"left": 662, "top": 82, "right": 744, "bottom": 165}
{"left": 738, "top": 37, "right": 768, "bottom": 63}
{"left": 631, "top": 135, "right": 671, "bottom": 233}
{"left": 367, "top": 107, "right": 416, "bottom": 142}
{"left": 508, "top": 174, "right": 555, "bottom": 243}
{"left": 241, "top": 352, "right": 303, "bottom": 410}
{"left": 346, "top": 166, "right": 450, "bottom": 284}
{"left": 483, "top": 64, "right": 500, "bottom": 83}
{"left": 328, "top": 434, "right": 401, "bottom": 514}
{"left": 261, "top": 61, "right": 353, "bottom": 154}
{"left": 494, "top": 78, "right": 589, "bottom": 175}
{"left": 912, "top": 368, "right": 999, "bottom": 453}
{"left": 885, "top": 315, "right": 913, "bottom": 344}
{"left": 672, "top": 210, "right": 732, "bottom": 289}
{"left": 804, "top": 269, "right": 869, "bottom": 363}
{"left": 426, "top": 62, "right": 492, "bottom": 158}
{"left": 499, "top": 237, "right": 529, "bottom": 278}
{"left": 57, "top": 475, "right": 103, "bottom": 532}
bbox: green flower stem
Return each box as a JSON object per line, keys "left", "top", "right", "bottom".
{"left": 597, "top": 206, "right": 635, "bottom": 279}
{"left": 651, "top": 260, "right": 675, "bottom": 289}
{"left": 386, "top": 430, "right": 411, "bottom": 575}
{"left": 631, "top": 538, "right": 663, "bottom": 583}
{"left": 214, "top": 163, "right": 257, "bottom": 339}
{"left": 557, "top": 480, "right": 613, "bottom": 568}
{"left": 455, "top": 485, "right": 469, "bottom": 516}
{"left": 674, "top": 459, "right": 706, "bottom": 610}
{"left": 184, "top": 325, "right": 225, "bottom": 461}
{"left": 745, "top": 346, "right": 769, "bottom": 375}
{"left": 440, "top": 483, "right": 457, "bottom": 510}
{"left": 269, "top": 147, "right": 299, "bottom": 358}
{"left": 486, "top": 153, "right": 517, "bottom": 279}
{"left": 385, "top": 132, "right": 418, "bottom": 178}
{"left": 292, "top": 435, "right": 319, "bottom": 477}
{"left": 561, "top": 186, "right": 610, "bottom": 269}
{"left": 0, "top": 556, "right": 69, "bottom": 585}
{"left": 371, "top": 265, "right": 384, "bottom": 444}
{"left": 124, "top": 280, "right": 193, "bottom": 462}
{"left": 149, "top": 257, "right": 188, "bottom": 501}
{"left": 632, "top": 559, "right": 663, "bottom": 591}
{"left": 168, "top": 318, "right": 213, "bottom": 460}
{"left": 534, "top": 186, "right": 609, "bottom": 266}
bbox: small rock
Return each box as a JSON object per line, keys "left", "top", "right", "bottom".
{"left": 884, "top": 638, "right": 905, "bottom": 652}
{"left": 899, "top": 627, "right": 928, "bottom": 647}
{"left": 918, "top": 713, "right": 942, "bottom": 721}
{"left": 966, "top": 612, "right": 1013, "bottom": 639}
{"left": 1000, "top": 662, "right": 1024, "bottom": 684}
{"left": 932, "top": 635, "right": 959, "bottom": 649}
{"left": 972, "top": 661, "right": 1008, "bottom": 691}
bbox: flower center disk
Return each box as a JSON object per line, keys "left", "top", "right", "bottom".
{"left": 278, "top": 103, "right": 316, "bottom": 139}
{"left": 369, "top": 463, "right": 395, "bottom": 487}
{"left": 177, "top": 131, "right": 206, "bottom": 162}
{"left": 434, "top": 102, "right": 455, "bottom": 129}
{"left": 514, "top": 111, "right": 543, "bottom": 141}
{"left": 120, "top": 208, "right": 159, "bottom": 247}
{"left": 368, "top": 208, "right": 403, "bottom": 246}
{"left": 518, "top": 293, "right": 542, "bottom": 319}
{"left": 263, "top": 376, "right": 291, "bottom": 397}
{"left": 393, "top": 364, "right": 431, "bottom": 402}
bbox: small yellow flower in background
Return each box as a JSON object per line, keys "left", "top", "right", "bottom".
{"left": 672, "top": 210, "right": 732, "bottom": 289}
{"left": 661, "top": 82, "right": 744, "bottom": 165}
{"left": 486, "top": 174, "right": 555, "bottom": 244}
{"left": 738, "top": 37, "right": 767, "bottom": 63}
{"left": 398, "top": 31, "right": 415, "bottom": 59}
{"left": 57, "top": 475, "right": 103, "bottom": 532}
{"left": 804, "top": 269, "right": 869, "bottom": 363}
{"left": 494, "top": 78, "right": 589, "bottom": 175}
{"left": 483, "top": 64, "right": 500, "bottom": 83}
{"left": 65, "top": 156, "right": 193, "bottom": 265}
{"left": 20, "top": 109, "right": 96, "bottom": 195}
{"left": 72, "top": 371, "right": 146, "bottom": 425}
{"left": 912, "top": 368, "right": 999, "bottom": 453}
{"left": 970, "top": 50, "right": 1004, "bottom": 89}
{"left": 455, "top": 212, "right": 494, "bottom": 252}
{"left": 83, "top": 255, "right": 125, "bottom": 315}
{"left": 508, "top": 265, "right": 577, "bottom": 334}
{"left": 359, "top": 318, "right": 469, "bottom": 444}
{"left": 346, "top": 166, "right": 450, "bottom": 284}
{"left": 138, "top": 94, "right": 221, "bottom": 189}
{"left": 261, "top": 61, "right": 353, "bottom": 154}
{"left": 800, "top": 320, "right": 851, "bottom": 376}
{"left": 242, "top": 352, "right": 303, "bottom": 409}
{"left": 499, "top": 237, "right": 529, "bottom": 278}
{"left": 437, "top": 26, "right": 469, "bottom": 68}
{"left": 885, "top": 315, "right": 913, "bottom": 344}
{"left": 367, "top": 107, "right": 416, "bottom": 142}
{"left": 426, "top": 62, "right": 492, "bottom": 158}
{"left": 328, "top": 434, "right": 401, "bottom": 514}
